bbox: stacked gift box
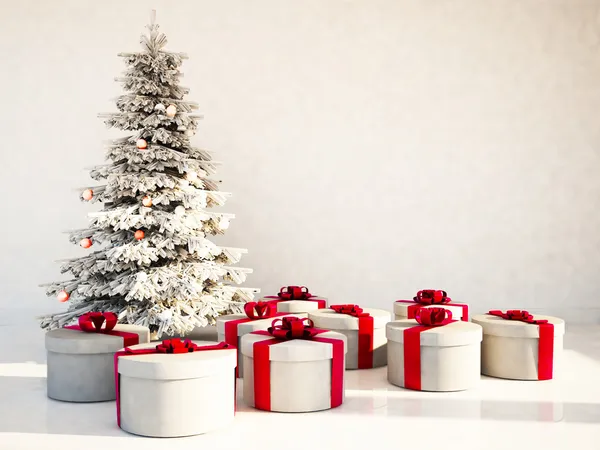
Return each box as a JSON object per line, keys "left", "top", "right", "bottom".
{"left": 43, "top": 286, "right": 565, "bottom": 438}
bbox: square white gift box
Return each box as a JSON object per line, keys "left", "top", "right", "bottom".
{"left": 115, "top": 339, "right": 237, "bottom": 437}
{"left": 308, "top": 305, "right": 391, "bottom": 369}
{"left": 386, "top": 310, "right": 482, "bottom": 392}
{"left": 216, "top": 301, "right": 306, "bottom": 376}
{"left": 241, "top": 317, "right": 346, "bottom": 412}
{"left": 472, "top": 311, "right": 565, "bottom": 381}
{"left": 262, "top": 285, "right": 327, "bottom": 314}
{"left": 45, "top": 312, "right": 150, "bottom": 402}
{"left": 394, "top": 290, "right": 469, "bottom": 321}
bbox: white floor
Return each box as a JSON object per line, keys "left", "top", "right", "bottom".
{"left": 1, "top": 322, "right": 599, "bottom": 450}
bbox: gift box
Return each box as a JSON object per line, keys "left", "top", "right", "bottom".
{"left": 216, "top": 301, "right": 306, "bottom": 376}
{"left": 45, "top": 312, "right": 150, "bottom": 402}
{"left": 262, "top": 285, "right": 327, "bottom": 314}
{"left": 115, "top": 339, "right": 236, "bottom": 437}
{"left": 472, "top": 310, "right": 565, "bottom": 381}
{"left": 308, "top": 305, "right": 391, "bottom": 369}
{"left": 386, "top": 308, "right": 482, "bottom": 392}
{"left": 394, "top": 290, "right": 469, "bottom": 321}
{"left": 240, "top": 317, "right": 346, "bottom": 412}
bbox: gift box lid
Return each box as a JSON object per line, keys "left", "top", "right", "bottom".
{"left": 308, "top": 308, "right": 391, "bottom": 331}
{"left": 275, "top": 300, "right": 323, "bottom": 313}
{"left": 45, "top": 325, "right": 150, "bottom": 355}
{"left": 394, "top": 301, "right": 467, "bottom": 319}
{"left": 117, "top": 340, "right": 237, "bottom": 380}
{"left": 386, "top": 320, "right": 482, "bottom": 347}
{"left": 240, "top": 331, "right": 347, "bottom": 362}
{"left": 216, "top": 313, "right": 307, "bottom": 335}
{"left": 471, "top": 314, "right": 565, "bottom": 338}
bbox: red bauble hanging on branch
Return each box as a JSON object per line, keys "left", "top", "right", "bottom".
{"left": 57, "top": 290, "right": 70, "bottom": 302}
{"left": 142, "top": 196, "right": 152, "bottom": 207}
{"left": 136, "top": 139, "right": 148, "bottom": 150}
{"left": 80, "top": 238, "right": 93, "bottom": 249}
{"left": 82, "top": 189, "right": 93, "bottom": 201}
{"left": 134, "top": 230, "right": 145, "bottom": 240}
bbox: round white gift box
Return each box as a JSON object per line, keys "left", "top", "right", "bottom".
{"left": 308, "top": 308, "right": 391, "bottom": 369}
{"left": 116, "top": 340, "right": 237, "bottom": 437}
{"left": 45, "top": 324, "right": 150, "bottom": 402}
{"left": 386, "top": 319, "right": 482, "bottom": 391}
{"left": 216, "top": 313, "right": 306, "bottom": 376}
{"left": 241, "top": 330, "right": 347, "bottom": 412}
{"left": 471, "top": 313, "right": 565, "bottom": 380}
{"left": 393, "top": 300, "right": 469, "bottom": 321}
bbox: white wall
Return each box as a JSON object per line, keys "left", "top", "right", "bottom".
{"left": 1, "top": 0, "right": 600, "bottom": 325}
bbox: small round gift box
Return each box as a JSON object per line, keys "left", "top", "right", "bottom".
{"left": 241, "top": 317, "right": 346, "bottom": 412}
{"left": 115, "top": 339, "right": 237, "bottom": 437}
{"left": 216, "top": 301, "right": 307, "bottom": 376}
{"left": 394, "top": 290, "right": 469, "bottom": 321}
{"left": 386, "top": 308, "right": 482, "bottom": 392}
{"left": 308, "top": 305, "right": 391, "bottom": 369}
{"left": 472, "top": 310, "right": 565, "bottom": 381}
{"left": 262, "top": 285, "right": 327, "bottom": 314}
{"left": 45, "top": 312, "right": 150, "bottom": 402}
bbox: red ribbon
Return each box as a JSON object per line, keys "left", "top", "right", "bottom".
{"left": 396, "top": 290, "right": 469, "bottom": 321}
{"left": 403, "top": 307, "right": 456, "bottom": 391}
{"left": 114, "top": 340, "right": 234, "bottom": 427}
{"left": 330, "top": 304, "right": 374, "bottom": 369}
{"left": 251, "top": 323, "right": 344, "bottom": 411}
{"left": 264, "top": 286, "right": 327, "bottom": 309}
{"left": 487, "top": 310, "right": 554, "bottom": 380}
{"left": 223, "top": 302, "right": 287, "bottom": 377}
{"left": 64, "top": 312, "right": 139, "bottom": 347}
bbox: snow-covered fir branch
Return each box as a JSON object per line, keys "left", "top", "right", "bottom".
{"left": 116, "top": 94, "right": 198, "bottom": 114}
{"left": 106, "top": 142, "right": 213, "bottom": 163}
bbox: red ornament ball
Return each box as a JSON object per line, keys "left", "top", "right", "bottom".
{"left": 80, "top": 238, "right": 93, "bottom": 249}
{"left": 57, "top": 290, "right": 70, "bottom": 302}
{"left": 142, "top": 196, "right": 153, "bottom": 207}
{"left": 82, "top": 189, "right": 93, "bottom": 201}
{"left": 134, "top": 230, "right": 145, "bottom": 240}
{"left": 136, "top": 139, "right": 148, "bottom": 150}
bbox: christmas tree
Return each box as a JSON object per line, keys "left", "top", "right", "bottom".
{"left": 40, "top": 14, "right": 257, "bottom": 338}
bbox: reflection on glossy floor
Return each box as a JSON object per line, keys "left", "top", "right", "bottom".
{"left": 0, "top": 323, "right": 599, "bottom": 449}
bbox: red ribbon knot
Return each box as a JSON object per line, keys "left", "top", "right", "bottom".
{"left": 153, "top": 339, "right": 230, "bottom": 354}
{"left": 244, "top": 301, "right": 277, "bottom": 320}
{"left": 330, "top": 304, "right": 371, "bottom": 318}
{"left": 77, "top": 311, "right": 118, "bottom": 332}
{"left": 413, "top": 290, "right": 451, "bottom": 305}
{"left": 415, "top": 307, "right": 453, "bottom": 326}
{"left": 267, "top": 317, "right": 318, "bottom": 340}
{"left": 277, "top": 286, "right": 312, "bottom": 300}
{"left": 488, "top": 310, "right": 548, "bottom": 325}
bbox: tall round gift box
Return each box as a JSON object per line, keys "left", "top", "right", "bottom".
{"left": 472, "top": 311, "right": 564, "bottom": 380}
{"left": 262, "top": 285, "right": 328, "bottom": 314}
{"left": 308, "top": 305, "right": 391, "bottom": 369}
{"left": 115, "top": 339, "right": 237, "bottom": 437}
{"left": 45, "top": 313, "right": 150, "bottom": 402}
{"left": 241, "top": 317, "right": 347, "bottom": 412}
{"left": 386, "top": 310, "right": 482, "bottom": 392}
{"left": 394, "top": 290, "right": 469, "bottom": 321}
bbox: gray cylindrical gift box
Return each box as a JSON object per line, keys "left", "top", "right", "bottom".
{"left": 45, "top": 325, "right": 150, "bottom": 402}
{"left": 116, "top": 340, "right": 237, "bottom": 437}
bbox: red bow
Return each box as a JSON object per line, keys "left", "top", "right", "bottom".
{"left": 77, "top": 312, "right": 118, "bottom": 332}
{"left": 267, "top": 317, "right": 319, "bottom": 340}
{"left": 155, "top": 339, "right": 230, "bottom": 354}
{"left": 244, "top": 301, "right": 277, "bottom": 320}
{"left": 488, "top": 310, "right": 548, "bottom": 325}
{"left": 277, "top": 286, "right": 312, "bottom": 300}
{"left": 413, "top": 290, "right": 451, "bottom": 305}
{"left": 415, "top": 307, "right": 453, "bottom": 326}
{"left": 330, "top": 304, "right": 370, "bottom": 317}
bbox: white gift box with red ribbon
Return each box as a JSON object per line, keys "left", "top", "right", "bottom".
{"left": 262, "top": 285, "right": 328, "bottom": 314}
{"left": 386, "top": 308, "right": 482, "bottom": 392}
{"left": 394, "top": 290, "right": 469, "bottom": 321}
{"left": 308, "top": 305, "right": 391, "bottom": 370}
{"left": 472, "top": 311, "right": 565, "bottom": 381}
{"left": 240, "top": 317, "right": 347, "bottom": 412}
